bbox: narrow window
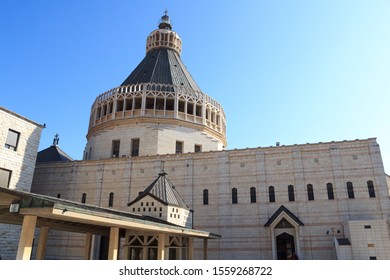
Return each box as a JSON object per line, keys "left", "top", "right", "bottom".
{"left": 288, "top": 185, "right": 295, "bottom": 202}
{"left": 347, "top": 181, "right": 355, "bottom": 199}
{"left": 250, "top": 187, "right": 256, "bottom": 203}
{"left": 203, "top": 189, "right": 209, "bottom": 205}
{"left": 5, "top": 129, "right": 20, "bottom": 151}
{"left": 327, "top": 183, "right": 334, "bottom": 200}
{"left": 307, "top": 184, "right": 314, "bottom": 201}
{"left": 367, "top": 180, "right": 376, "bottom": 198}
{"left": 134, "top": 97, "right": 142, "bottom": 109}
{"left": 0, "top": 168, "right": 12, "bottom": 188}
{"left": 232, "top": 188, "right": 238, "bottom": 204}
{"left": 116, "top": 99, "right": 124, "bottom": 112}
{"left": 108, "top": 192, "right": 114, "bottom": 207}
{"left": 146, "top": 97, "right": 154, "bottom": 109}
{"left": 269, "top": 186, "right": 275, "bottom": 203}
{"left": 56, "top": 193, "right": 61, "bottom": 198}
{"left": 175, "top": 141, "right": 183, "bottom": 154}
{"left": 194, "top": 144, "right": 202, "bottom": 153}
{"left": 112, "top": 140, "right": 120, "bottom": 158}
{"left": 81, "top": 193, "right": 87, "bottom": 204}
{"left": 131, "top": 138, "right": 140, "bottom": 157}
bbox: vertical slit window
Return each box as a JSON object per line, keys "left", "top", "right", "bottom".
{"left": 131, "top": 138, "right": 140, "bottom": 157}
{"left": 112, "top": 140, "right": 120, "bottom": 158}
{"left": 288, "top": 185, "right": 295, "bottom": 202}
{"left": 81, "top": 193, "right": 87, "bottom": 204}
{"left": 203, "top": 189, "right": 209, "bottom": 205}
{"left": 269, "top": 186, "right": 275, "bottom": 203}
{"left": 367, "top": 180, "right": 375, "bottom": 198}
{"left": 327, "top": 183, "right": 334, "bottom": 200}
{"left": 109, "top": 192, "right": 114, "bottom": 207}
{"left": 175, "top": 141, "right": 183, "bottom": 154}
{"left": 250, "top": 187, "right": 256, "bottom": 203}
{"left": 307, "top": 184, "right": 314, "bottom": 201}
{"left": 232, "top": 188, "right": 238, "bottom": 204}
{"left": 347, "top": 181, "right": 355, "bottom": 199}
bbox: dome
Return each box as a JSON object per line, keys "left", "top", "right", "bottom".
{"left": 84, "top": 12, "right": 227, "bottom": 160}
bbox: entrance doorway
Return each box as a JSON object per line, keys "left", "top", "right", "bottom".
{"left": 276, "top": 232, "right": 295, "bottom": 260}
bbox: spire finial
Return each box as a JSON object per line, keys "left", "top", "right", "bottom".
{"left": 158, "top": 10, "right": 172, "bottom": 30}
{"left": 53, "top": 133, "right": 60, "bottom": 146}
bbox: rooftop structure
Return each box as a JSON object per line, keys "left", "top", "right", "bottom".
{"left": 85, "top": 12, "right": 226, "bottom": 160}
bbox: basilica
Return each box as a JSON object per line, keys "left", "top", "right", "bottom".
{"left": 1, "top": 12, "right": 390, "bottom": 260}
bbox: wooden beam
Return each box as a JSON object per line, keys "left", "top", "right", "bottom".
{"left": 84, "top": 233, "right": 93, "bottom": 260}
{"left": 16, "top": 215, "right": 37, "bottom": 260}
{"left": 36, "top": 226, "right": 49, "bottom": 260}
{"left": 158, "top": 233, "right": 166, "bottom": 260}
{"left": 108, "top": 227, "right": 119, "bottom": 260}
{"left": 203, "top": 239, "right": 208, "bottom": 260}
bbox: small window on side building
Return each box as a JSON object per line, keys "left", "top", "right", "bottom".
{"left": 5, "top": 129, "right": 20, "bottom": 151}
{"left": 0, "top": 168, "right": 12, "bottom": 188}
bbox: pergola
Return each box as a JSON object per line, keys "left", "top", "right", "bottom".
{"left": 0, "top": 187, "right": 220, "bottom": 260}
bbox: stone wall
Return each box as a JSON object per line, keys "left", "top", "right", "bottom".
{"left": 31, "top": 138, "right": 390, "bottom": 259}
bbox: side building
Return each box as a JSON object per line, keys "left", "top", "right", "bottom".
{"left": 31, "top": 138, "right": 390, "bottom": 260}
{"left": 0, "top": 106, "right": 44, "bottom": 259}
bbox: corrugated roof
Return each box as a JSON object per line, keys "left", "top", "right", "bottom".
{"left": 128, "top": 171, "right": 190, "bottom": 209}
{"left": 121, "top": 48, "right": 201, "bottom": 92}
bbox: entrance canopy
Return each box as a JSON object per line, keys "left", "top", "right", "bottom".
{"left": 0, "top": 187, "right": 220, "bottom": 260}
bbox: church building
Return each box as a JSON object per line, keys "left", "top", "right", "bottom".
{"left": 3, "top": 12, "right": 390, "bottom": 260}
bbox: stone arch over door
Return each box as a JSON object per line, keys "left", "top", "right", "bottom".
{"left": 264, "top": 205, "right": 304, "bottom": 260}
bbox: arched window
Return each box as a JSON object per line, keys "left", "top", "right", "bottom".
{"left": 288, "top": 185, "right": 295, "bottom": 202}
{"left": 232, "top": 188, "right": 238, "bottom": 204}
{"left": 327, "top": 183, "right": 334, "bottom": 200}
{"left": 268, "top": 186, "right": 275, "bottom": 203}
{"left": 203, "top": 189, "right": 209, "bottom": 205}
{"left": 347, "top": 181, "right": 355, "bottom": 199}
{"left": 109, "top": 192, "right": 114, "bottom": 207}
{"left": 250, "top": 187, "right": 256, "bottom": 203}
{"left": 367, "top": 180, "right": 376, "bottom": 198}
{"left": 307, "top": 184, "right": 314, "bottom": 201}
{"left": 56, "top": 193, "right": 61, "bottom": 198}
{"left": 81, "top": 193, "right": 87, "bottom": 204}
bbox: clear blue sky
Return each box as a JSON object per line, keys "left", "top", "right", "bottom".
{"left": 1, "top": 1, "right": 389, "bottom": 172}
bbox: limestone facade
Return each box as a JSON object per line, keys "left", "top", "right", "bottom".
{"left": 0, "top": 106, "right": 43, "bottom": 260}
{"left": 31, "top": 138, "right": 390, "bottom": 260}
{"left": 0, "top": 106, "right": 43, "bottom": 191}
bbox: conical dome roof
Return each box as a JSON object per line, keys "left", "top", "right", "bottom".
{"left": 121, "top": 11, "right": 201, "bottom": 92}
{"left": 121, "top": 48, "right": 201, "bottom": 92}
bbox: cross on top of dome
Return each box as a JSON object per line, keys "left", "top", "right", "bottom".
{"left": 158, "top": 9, "right": 172, "bottom": 30}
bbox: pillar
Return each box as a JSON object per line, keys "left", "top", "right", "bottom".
{"left": 108, "top": 227, "right": 119, "bottom": 260}
{"left": 16, "top": 215, "right": 37, "bottom": 260}
{"left": 188, "top": 237, "right": 194, "bottom": 260}
{"left": 203, "top": 239, "right": 208, "bottom": 260}
{"left": 84, "top": 233, "right": 93, "bottom": 260}
{"left": 36, "top": 226, "right": 49, "bottom": 260}
{"left": 158, "top": 233, "right": 166, "bottom": 260}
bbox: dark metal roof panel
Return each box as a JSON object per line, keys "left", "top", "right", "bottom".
{"left": 121, "top": 48, "right": 201, "bottom": 92}
{"left": 36, "top": 146, "right": 73, "bottom": 163}
{"left": 128, "top": 172, "right": 189, "bottom": 209}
